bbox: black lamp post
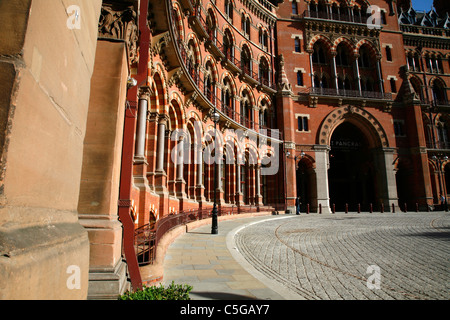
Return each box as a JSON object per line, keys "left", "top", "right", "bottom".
{"left": 211, "top": 110, "right": 220, "bottom": 234}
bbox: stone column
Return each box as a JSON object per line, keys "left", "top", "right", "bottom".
{"left": 332, "top": 52, "right": 339, "bottom": 92}
{"left": 146, "top": 112, "right": 159, "bottom": 191}
{"left": 314, "top": 145, "right": 331, "bottom": 213}
{"left": 196, "top": 144, "right": 206, "bottom": 203}
{"left": 155, "top": 114, "right": 169, "bottom": 194}
{"left": 308, "top": 50, "right": 315, "bottom": 87}
{"left": 176, "top": 135, "right": 187, "bottom": 200}
{"left": 376, "top": 56, "right": 384, "bottom": 94}
{"left": 354, "top": 54, "right": 362, "bottom": 93}
{"left": 374, "top": 147, "right": 398, "bottom": 210}
{"left": 135, "top": 86, "right": 151, "bottom": 160}
{"left": 255, "top": 165, "right": 262, "bottom": 205}
{"left": 236, "top": 161, "right": 243, "bottom": 205}
{"left": 155, "top": 115, "right": 168, "bottom": 173}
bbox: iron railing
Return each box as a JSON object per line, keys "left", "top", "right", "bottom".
{"left": 134, "top": 205, "right": 274, "bottom": 266}
{"left": 302, "top": 87, "right": 393, "bottom": 100}
{"left": 302, "top": 10, "right": 369, "bottom": 24}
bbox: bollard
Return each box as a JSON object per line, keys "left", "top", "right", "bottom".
{"left": 345, "top": 203, "right": 348, "bottom": 213}
{"left": 306, "top": 203, "right": 310, "bottom": 214}
{"left": 369, "top": 203, "right": 373, "bottom": 213}
{"left": 404, "top": 203, "right": 407, "bottom": 213}
{"left": 392, "top": 203, "right": 395, "bottom": 213}
{"left": 319, "top": 203, "right": 322, "bottom": 214}
{"left": 381, "top": 203, "right": 384, "bottom": 213}
{"left": 332, "top": 203, "right": 335, "bottom": 214}
{"left": 357, "top": 203, "right": 361, "bottom": 213}
{"left": 415, "top": 203, "right": 419, "bottom": 212}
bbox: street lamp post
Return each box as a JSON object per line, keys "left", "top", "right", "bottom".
{"left": 211, "top": 110, "right": 220, "bottom": 234}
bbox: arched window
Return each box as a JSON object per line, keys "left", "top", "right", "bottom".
{"left": 292, "top": 0, "right": 298, "bottom": 14}
{"left": 241, "top": 45, "right": 252, "bottom": 75}
{"left": 243, "top": 16, "right": 251, "bottom": 38}
{"left": 259, "top": 57, "right": 270, "bottom": 85}
{"left": 223, "top": 30, "right": 234, "bottom": 59}
{"left": 312, "top": 42, "right": 327, "bottom": 64}
{"left": 336, "top": 43, "right": 350, "bottom": 66}
{"left": 187, "top": 40, "right": 199, "bottom": 84}
{"left": 432, "top": 79, "right": 447, "bottom": 105}
{"left": 410, "top": 77, "right": 424, "bottom": 101}
{"left": 204, "top": 62, "right": 215, "bottom": 103}
{"left": 222, "top": 77, "right": 235, "bottom": 118}
{"left": 206, "top": 10, "right": 217, "bottom": 42}
{"left": 241, "top": 90, "right": 253, "bottom": 128}
{"left": 225, "top": 0, "right": 233, "bottom": 22}
{"left": 359, "top": 46, "right": 371, "bottom": 68}
{"left": 437, "top": 116, "right": 449, "bottom": 149}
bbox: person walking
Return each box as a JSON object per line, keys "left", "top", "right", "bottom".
{"left": 295, "top": 196, "right": 301, "bottom": 215}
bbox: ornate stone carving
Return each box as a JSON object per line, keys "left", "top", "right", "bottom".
{"left": 98, "top": 2, "right": 139, "bottom": 65}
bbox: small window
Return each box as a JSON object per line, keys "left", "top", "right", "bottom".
{"left": 297, "top": 116, "right": 309, "bottom": 132}
{"left": 294, "top": 37, "right": 301, "bottom": 52}
{"left": 381, "top": 11, "right": 387, "bottom": 24}
{"left": 292, "top": 1, "right": 298, "bottom": 15}
{"left": 390, "top": 78, "right": 397, "bottom": 93}
{"left": 297, "top": 71, "right": 303, "bottom": 86}
{"left": 394, "top": 121, "right": 404, "bottom": 136}
{"left": 386, "top": 46, "right": 392, "bottom": 62}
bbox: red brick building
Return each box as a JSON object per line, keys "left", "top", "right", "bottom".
{"left": 275, "top": 0, "right": 450, "bottom": 214}
{"left": 1, "top": 0, "right": 449, "bottom": 299}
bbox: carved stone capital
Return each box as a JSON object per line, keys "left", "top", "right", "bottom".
{"left": 98, "top": 2, "right": 139, "bottom": 65}
{"left": 139, "top": 86, "right": 152, "bottom": 100}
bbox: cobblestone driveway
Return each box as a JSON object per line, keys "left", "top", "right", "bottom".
{"left": 234, "top": 213, "right": 450, "bottom": 300}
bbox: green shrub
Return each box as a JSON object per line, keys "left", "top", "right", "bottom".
{"left": 118, "top": 281, "right": 193, "bottom": 300}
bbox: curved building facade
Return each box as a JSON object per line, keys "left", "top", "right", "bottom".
{"left": 0, "top": 0, "right": 449, "bottom": 299}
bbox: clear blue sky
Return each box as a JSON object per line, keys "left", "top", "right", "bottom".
{"left": 411, "top": 0, "right": 434, "bottom": 12}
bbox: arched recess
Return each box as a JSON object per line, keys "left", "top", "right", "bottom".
{"left": 317, "top": 105, "right": 397, "bottom": 211}
{"left": 296, "top": 155, "right": 317, "bottom": 212}
{"left": 317, "top": 105, "right": 389, "bottom": 148}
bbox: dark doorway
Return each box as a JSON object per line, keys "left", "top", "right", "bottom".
{"left": 296, "top": 160, "right": 312, "bottom": 212}
{"left": 328, "top": 122, "right": 376, "bottom": 211}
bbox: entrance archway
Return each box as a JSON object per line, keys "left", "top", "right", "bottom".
{"left": 328, "top": 122, "right": 377, "bottom": 211}
{"left": 296, "top": 158, "right": 315, "bottom": 212}
{"left": 315, "top": 105, "right": 397, "bottom": 213}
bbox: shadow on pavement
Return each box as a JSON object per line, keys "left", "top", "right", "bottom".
{"left": 191, "top": 291, "right": 257, "bottom": 300}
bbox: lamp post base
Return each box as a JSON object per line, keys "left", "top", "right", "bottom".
{"left": 211, "top": 204, "right": 218, "bottom": 234}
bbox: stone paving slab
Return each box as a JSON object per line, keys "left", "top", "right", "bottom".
{"left": 162, "top": 215, "right": 289, "bottom": 300}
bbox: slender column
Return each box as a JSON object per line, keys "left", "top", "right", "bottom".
{"left": 376, "top": 56, "right": 384, "bottom": 94}
{"left": 235, "top": 161, "right": 242, "bottom": 205}
{"left": 308, "top": 50, "right": 314, "bottom": 87}
{"left": 255, "top": 165, "right": 262, "bottom": 205}
{"left": 135, "top": 86, "right": 151, "bottom": 160}
{"left": 353, "top": 54, "right": 362, "bottom": 93}
{"left": 176, "top": 136, "right": 185, "bottom": 181}
{"left": 195, "top": 144, "right": 205, "bottom": 203}
{"left": 332, "top": 51, "right": 339, "bottom": 92}
{"left": 155, "top": 115, "right": 168, "bottom": 173}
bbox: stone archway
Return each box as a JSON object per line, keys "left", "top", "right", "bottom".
{"left": 315, "top": 106, "right": 398, "bottom": 212}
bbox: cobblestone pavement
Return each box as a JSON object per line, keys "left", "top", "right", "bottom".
{"left": 234, "top": 212, "right": 450, "bottom": 300}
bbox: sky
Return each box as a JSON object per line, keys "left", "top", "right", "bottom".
{"left": 411, "top": 0, "right": 434, "bottom": 12}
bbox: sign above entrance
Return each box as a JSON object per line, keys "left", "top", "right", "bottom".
{"left": 330, "top": 138, "right": 362, "bottom": 151}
